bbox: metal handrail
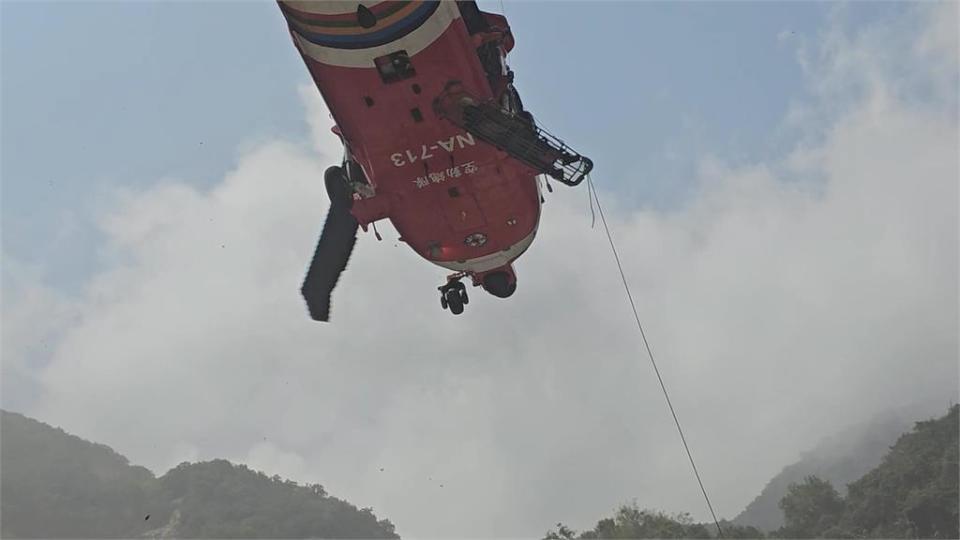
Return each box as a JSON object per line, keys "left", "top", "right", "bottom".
{"left": 434, "top": 83, "right": 593, "bottom": 186}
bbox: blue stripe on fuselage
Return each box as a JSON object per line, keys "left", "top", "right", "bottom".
{"left": 292, "top": 2, "right": 440, "bottom": 50}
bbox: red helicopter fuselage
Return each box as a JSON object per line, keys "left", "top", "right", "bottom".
{"left": 280, "top": 1, "right": 540, "bottom": 290}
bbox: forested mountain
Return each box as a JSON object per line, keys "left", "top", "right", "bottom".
{"left": 733, "top": 411, "right": 913, "bottom": 530}
{"left": 543, "top": 406, "right": 958, "bottom": 539}
{"left": 5, "top": 405, "right": 956, "bottom": 539}
{"left": 0, "top": 410, "right": 398, "bottom": 538}
{"left": 1, "top": 410, "right": 156, "bottom": 537}
{"left": 150, "top": 460, "right": 397, "bottom": 538}
{"left": 776, "top": 405, "right": 958, "bottom": 538}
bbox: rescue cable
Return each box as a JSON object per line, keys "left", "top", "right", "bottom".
{"left": 586, "top": 175, "right": 724, "bottom": 538}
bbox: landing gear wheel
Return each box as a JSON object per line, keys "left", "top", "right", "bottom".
{"left": 439, "top": 277, "right": 468, "bottom": 315}
{"left": 446, "top": 290, "right": 464, "bottom": 315}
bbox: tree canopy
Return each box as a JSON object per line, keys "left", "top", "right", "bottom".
{"left": 543, "top": 504, "right": 762, "bottom": 539}
{"left": 774, "top": 405, "right": 959, "bottom": 538}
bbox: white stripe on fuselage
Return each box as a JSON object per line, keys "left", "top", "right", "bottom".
{"left": 290, "top": 2, "right": 460, "bottom": 68}
{"left": 432, "top": 223, "right": 539, "bottom": 274}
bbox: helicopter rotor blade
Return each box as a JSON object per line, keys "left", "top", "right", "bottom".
{"left": 301, "top": 168, "right": 359, "bottom": 322}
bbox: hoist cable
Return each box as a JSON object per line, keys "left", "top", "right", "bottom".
{"left": 586, "top": 175, "right": 724, "bottom": 538}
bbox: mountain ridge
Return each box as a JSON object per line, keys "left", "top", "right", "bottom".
{"left": 0, "top": 409, "right": 398, "bottom": 538}
{"left": 732, "top": 407, "right": 929, "bottom": 530}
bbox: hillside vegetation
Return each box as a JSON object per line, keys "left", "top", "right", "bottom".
{"left": 0, "top": 410, "right": 397, "bottom": 538}
{"left": 5, "top": 405, "right": 956, "bottom": 539}
{"left": 733, "top": 412, "right": 912, "bottom": 530}
{"left": 543, "top": 406, "right": 958, "bottom": 539}
{"left": 775, "top": 405, "right": 958, "bottom": 538}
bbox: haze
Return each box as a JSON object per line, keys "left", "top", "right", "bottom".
{"left": 2, "top": 1, "right": 957, "bottom": 537}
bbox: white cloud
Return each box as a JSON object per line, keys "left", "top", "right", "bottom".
{"left": 1, "top": 259, "right": 80, "bottom": 409}
{"left": 3, "top": 3, "right": 957, "bottom": 537}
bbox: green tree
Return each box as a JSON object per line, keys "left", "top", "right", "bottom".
{"left": 545, "top": 503, "right": 713, "bottom": 539}
{"left": 770, "top": 406, "right": 959, "bottom": 539}
{"left": 544, "top": 522, "right": 578, "bottom": 539}
{"left": 714, "top": 520, "right": 765, "bottom": 538}
{"left": 775, "top": 476, "right": 845, "bottom": 538}
{"left": 838, "top": 405, "right": 959, "bottom": 538}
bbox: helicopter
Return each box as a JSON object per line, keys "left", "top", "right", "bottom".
{"left": 277, "top": 0, "right": 592, "bottom": 321}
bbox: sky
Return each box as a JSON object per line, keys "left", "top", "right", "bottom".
{"left": 2, "top": 1, "right": 958, "bottom": 537}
